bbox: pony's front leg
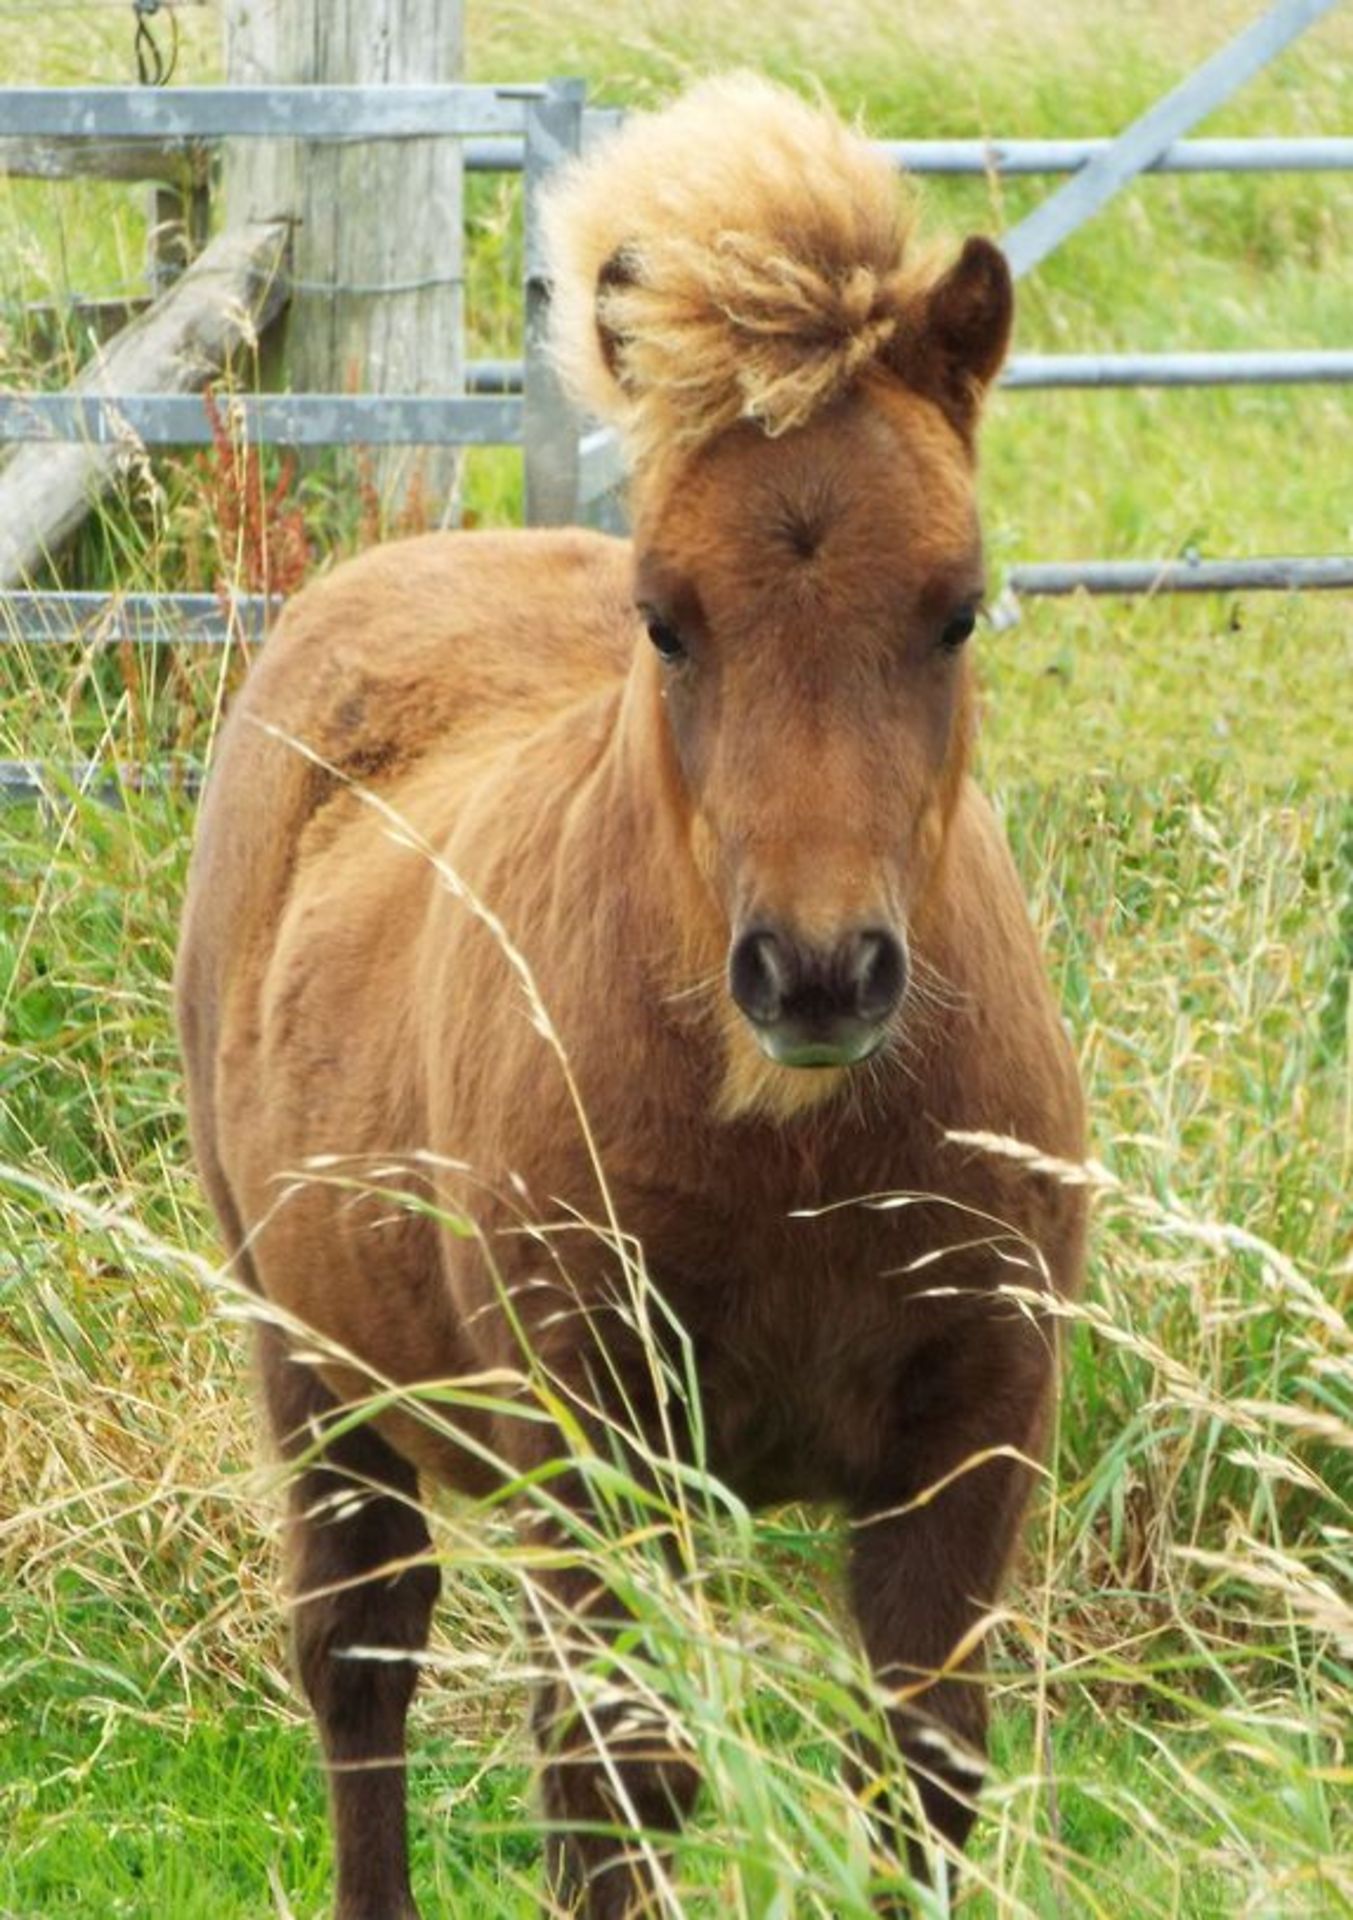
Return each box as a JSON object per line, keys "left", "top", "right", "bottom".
{"left": 532, "top": 1555, "right": 701, "bottom": 1918}
{"left": 847, "top": 1314, "right": 1054, "bottom": 1907}
{"left": 259, "top": 1325, "right": 439, "bottom": 1920}
{"left": 506, "top": 1337, "right": 700, "bottom": 1918}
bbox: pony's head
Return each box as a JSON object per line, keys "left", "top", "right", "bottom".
{"left": 544, "top": 78, "right": 1012, "bottom": 1116}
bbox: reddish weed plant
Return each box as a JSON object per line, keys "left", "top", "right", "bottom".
{"left": 198, "top": 386, "right": 314, "bottom": 615}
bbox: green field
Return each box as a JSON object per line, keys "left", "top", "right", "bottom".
{"left": 2, "top": 2, "right": 1351, "bottom": 1915}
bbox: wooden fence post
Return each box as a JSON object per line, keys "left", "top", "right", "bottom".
{"left": 222, "top": 0, "right": 465, "bottom": 522}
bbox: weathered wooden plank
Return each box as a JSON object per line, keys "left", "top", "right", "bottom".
{"left": 0, "top": 137, "right": 211, "bottom": 185}
{"left": 0, "top": 222, "right": 290, "bottom": 590}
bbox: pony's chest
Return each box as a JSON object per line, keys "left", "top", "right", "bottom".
{"left": 671, "top": 1203, "right": 950, "bottom": 1504}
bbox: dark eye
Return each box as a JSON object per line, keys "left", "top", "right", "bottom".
{"left": 642, "top": 610, "right": 686, "bottom": 662}
{"left": 939, "top": 607, "right": 978, "bottom": 651}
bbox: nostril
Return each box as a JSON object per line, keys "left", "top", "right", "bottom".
{"left": 849, "top": 929, "right": 907, "bottom": 1023}
{"left": 729, "top": 928, "right": 793, "bottom": 1025}
{"left": 732, "top": 925, "right": 906, "bottom": 1032}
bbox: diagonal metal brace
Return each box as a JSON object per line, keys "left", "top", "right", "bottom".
{"left": 1001, "top": 0, "right": 1343, "bottom": 280}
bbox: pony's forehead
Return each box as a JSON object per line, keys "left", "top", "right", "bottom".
{"left": 635, "top": 385, "right": 982, "bottom": 607}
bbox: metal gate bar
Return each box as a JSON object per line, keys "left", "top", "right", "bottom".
{"left": 1000, "top": 0, "right": 1343, "bottom": 278}
{"left": 462, "top": 133, "right": 1353, "bottom": 176}
{"left": 0, "top": 84, "right": 542, "bottom": 139}
{"left": 471, "top": 351, "right": 1353, "bottom": 398}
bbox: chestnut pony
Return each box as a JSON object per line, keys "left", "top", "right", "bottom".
{"left": 178, "top": 77, "right": 1084, "bottom": 1918}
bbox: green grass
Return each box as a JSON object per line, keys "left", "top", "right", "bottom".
{"left": 3, "top": 2, "right": 1352, "bottom": 1915}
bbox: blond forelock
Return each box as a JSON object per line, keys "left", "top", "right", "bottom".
{"left": 541, "top": 75, "right": 938, "bottom": 473}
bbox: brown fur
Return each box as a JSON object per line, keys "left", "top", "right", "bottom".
{"left": 178, "top": 77, "right": 1083, "bottom": 1918}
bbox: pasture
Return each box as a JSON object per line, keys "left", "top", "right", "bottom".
{"left": 2, "top": 3, "right": 1351, "bottom": 1915}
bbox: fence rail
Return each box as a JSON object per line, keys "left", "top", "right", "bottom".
{"left": 0, "top": 758, "right": 203, "bottom": 805}
{"left": 465, "top": 132, "right": 1353, "bottom": 175}
{"left": 1, "top": 592, "right": 266, "bottom": 645}
{"left": 999, "top": 350, "right": 1353, "bottom": 388}
{"left": 3, "top": 103, "right": 1349, "bottom": 448}
{"left": 1006, "top": 557, "right": 1353, "bottom": 595}
{"left": 0, "top": 393, "right": 524, "bottom": 446}
{"left": 3, "top": 349, "right": 1346, "bottom": 468}
{"left": 0, "top": 84, "right": 543, "bottom": 140}
{"left": 451, "top": 348, "right": 1353, "bottom": 399}
{"left": 998, "top": 0, "right": 1343, "bottom": 279}
{"left": 4, "top": 351, "right": 1348, "bottom": 456}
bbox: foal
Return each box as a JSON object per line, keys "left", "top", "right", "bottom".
{"left": 178, "top": 75, "right": 1085, "bottom": 1917}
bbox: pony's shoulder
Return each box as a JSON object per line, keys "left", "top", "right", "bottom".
{"left": 232, "top": 526, "right": 635, "bottom": 799}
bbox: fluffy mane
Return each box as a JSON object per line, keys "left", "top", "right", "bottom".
{"left": 542, "top": 75, "right": 942, "bottom": 471}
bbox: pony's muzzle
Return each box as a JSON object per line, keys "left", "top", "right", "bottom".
{"left": 728, "top": 923, "right": 907, "bottom": 1068}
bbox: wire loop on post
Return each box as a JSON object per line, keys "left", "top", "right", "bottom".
{"left": 133, "top": 0, "right": 178, "bottom": 88}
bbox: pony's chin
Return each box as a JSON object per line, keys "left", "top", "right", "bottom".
{"left": 752, "top": 1024, "right": 886, "bottom": 1071}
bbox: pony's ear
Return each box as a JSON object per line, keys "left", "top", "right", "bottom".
{"left": 901, "top": 236, "right": 1013, "bottom": 436}
{"left": 595, "top": 247, "right": 640, "bottom": 389}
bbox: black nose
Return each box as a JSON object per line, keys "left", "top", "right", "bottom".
{"left": 728, "top": 924, "right": 908, "bottom": 1032}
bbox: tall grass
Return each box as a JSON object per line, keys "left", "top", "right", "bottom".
{"left": 4, "top": 673, "right": 1348, "bottom": 1913}
{"left": 2, "top": 1, "right": 1351, "bottom": 1914}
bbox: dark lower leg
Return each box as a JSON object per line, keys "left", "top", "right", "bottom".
{"left": 849, "top": 1327, "right": 1053, "bottom": 1905}
{"left": 849, "top": 1539, "right": 993, "bottom": 1914}
{"left": 258, "top": 1328, "right": 438, "bottom": 1920}
{"left": 535, "top": 1663, "right": 699, "bottom": 1918}
{"left": 505, "top": 1335, "right": 701, "bottom": 1919}
{"left": 294, "top": 1524, "right": 438, "bottom": 1920}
